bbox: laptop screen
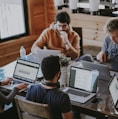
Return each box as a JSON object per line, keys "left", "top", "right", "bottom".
{"left": 81, "top": 60, "right": 111, "bottom": 81}
{"left": 69, "top": 66, "right": 99, "bottom": 92}
{"left": 13, "top": 59, "right": 40, "bottom": 83}
{"left": 109, "top": 75, "right": 118, "bottom": 109}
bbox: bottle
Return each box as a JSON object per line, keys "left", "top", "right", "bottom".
{"left": 20, "top": 46, "right": 27, "bottom": 60}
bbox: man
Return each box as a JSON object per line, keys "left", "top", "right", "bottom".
{"left": 0, "top": 78, "right": 27, "bottom": 119}
{"left": 26, "top": 56, "right": 73, "bottom": 119}
{"left": 31, "top": 11, "right": 79, "bottom": 60}
{"left": 97, "top": 18, "right": 118, "bottom": 71}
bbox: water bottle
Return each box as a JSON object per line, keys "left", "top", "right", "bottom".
{"left": 20, "top": 46, "right": 27, "bottom": 60}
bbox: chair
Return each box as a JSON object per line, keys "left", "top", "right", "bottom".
{"left": 15, "top": 95, "right": 52, "bottom": 119}
{"left": 72, "top": 27, "right": 83, "bottom": 56}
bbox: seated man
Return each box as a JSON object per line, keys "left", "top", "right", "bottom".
{"left": 31, "top": 11, "right": 93, "bottom": 62}
{"left": 26, "top": 55, "right": 73, "bottom": 119}
{"left": 97, "top": 18, "right": 118, "bottom": 71}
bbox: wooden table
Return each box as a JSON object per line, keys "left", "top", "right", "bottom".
{"left": 71, "top": 79, "right": 118, "bottom": 119}
{"left": 1, "top": 61, "right": 118, "bottom": 119}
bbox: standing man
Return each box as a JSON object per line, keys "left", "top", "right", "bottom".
{"left": 97, "top": 18, "right": 118, "bottom": 71}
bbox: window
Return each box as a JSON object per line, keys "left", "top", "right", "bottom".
{"left": 0, "top": 0, "right": 28, "bottom": 42}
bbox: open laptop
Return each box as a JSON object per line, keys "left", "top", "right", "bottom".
{"left": 1, "top": 58, "right": 40, "bottom": 92}
{"left": 27, "top": 49, "right": 61, "bottom": 64}
{"left": 80, "top": 60, "right": 111, "bottom": 81}
{"left": 63, "top": 66, "right": 99, "bottom": 103}
{"left": 27, "top": 49, "right": 61, "bottom": 78}
{"left": 109, "top": 74, "right": 118, "bottom": 110}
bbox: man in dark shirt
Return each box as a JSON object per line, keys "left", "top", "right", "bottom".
{"left": 26, "top": 55, "right": 73, "bottom": 119}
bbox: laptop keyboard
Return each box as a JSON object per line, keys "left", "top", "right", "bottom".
{"left": 67, "top": 89, "right": 90, "bottom": 97}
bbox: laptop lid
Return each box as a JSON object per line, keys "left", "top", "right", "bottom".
{"left": 80, "top": 60, "right": 111, "bottom": 81}
{"left": 69, "top": 66, "right": 99, "bottom": 93}
{"left": 109, "top": 74, "right": 118, "bottom": 109}
{"left": 28, "top": 49, "right": 61, "bottom": 64}
{"left": 13, "top": 58, "right": 40, "bottom": 84}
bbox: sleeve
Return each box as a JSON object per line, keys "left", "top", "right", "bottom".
{"left": 25, "top": 86, "right": 32, "bottom": 100}
{"left": 34, "top": 29, "right": 49, "bottom": 49}
{"left": 25, "top": 85, "right": 35, "bottom": 101}
{"left": 101, "top": 36, "right": 110, "bottom": 54}
{"left": 60, "top": 93, "right": 72, "bottom": 113}
{"left": 71, "top": 31, "right": 80, "bottom": 57}
{"left": 0, "top": 87, "right": 18, "bottom": 105}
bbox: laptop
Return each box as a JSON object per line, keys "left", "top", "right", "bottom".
{"left": 27, "top": 49, "right": 61, "bottom": 64}
{"left": 1, "top": 58, "right": 40, "bottom": 92}
{"left": 80, "top": 60, "right": 111, "bottom": 81}
{"left": 109, "top": 74, "right": 118, "bottom": 110}
{"left": 63, "top": 66, "right": 99, "bottom": 103}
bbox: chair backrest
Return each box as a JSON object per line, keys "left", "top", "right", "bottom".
{"left": 72, "top": 27, "right": 83, "bottom": 56}
{"left": 15, "top": 95, "right": 52, "bottom": 119}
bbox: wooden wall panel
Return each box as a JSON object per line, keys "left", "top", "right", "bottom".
{"left": 46, "top": 0, "right": 56, "bottom": 26}
{"left": 0, "top": 0, "right": 56, "bottom": 66}
{"left": 0, "top": 36, "right": 37, "bottom": 66}
{"left": 33, "top": 15, "right": 46, "bottom": 34}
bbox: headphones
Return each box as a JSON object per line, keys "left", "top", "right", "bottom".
{"left": 41, "top": 80, "right": 60, "bottom": 88}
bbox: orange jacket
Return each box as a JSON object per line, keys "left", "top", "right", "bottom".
{"left": 32, "top": 23, "right": 80, "bottom": 59}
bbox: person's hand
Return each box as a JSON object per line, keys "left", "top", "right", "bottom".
{"left": 15, "top": 83, "right": 28, "bottom": 90}
{"left": 60, "top": 31, "right": 71, "bottom": 50}
{"left": 96, "top": 51, "right": 107, "bottom": 63}
{"left": 2, "top": 77, "right": 13, "bottom": 85}
{"left": 60, "top": 31, "right": 69, "bottom": 43}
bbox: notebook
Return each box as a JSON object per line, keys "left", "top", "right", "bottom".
{"left": 63, "top": 66, "right": 99, "bottom": 103}
{"left": 80, "top": 60, "right": 111, "bottom": 81}
{"left": 109, "top": 74, "right": 118, "bottom": 110}
{"left": 1, "top": 58, "right": 40, "bottom": 92}
{"left": 27, "top": 49, "right": 61, "bottom": 64}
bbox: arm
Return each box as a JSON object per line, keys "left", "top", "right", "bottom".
{"left": 62, "top": 111, "right": 73, "bottom": 119}
{"left": 31, "top": 29, "right": 48, "bottom": 53}
{"left": 61, "top": 93, "right": 73, "bottom": 119}
{"left": 0, "top": 88, "right": 18, "bottom": 105}
{"left": 96, "top": 51, "right": 107, "bottom": 63}
{"left": 96, "top": 36, "right": 109, "bottom": 63}
{"left": 0, "top": 78, "right": 27, "bottom": 104}
{"left": 60, "top": 31, "right": 80, "bottom": 60}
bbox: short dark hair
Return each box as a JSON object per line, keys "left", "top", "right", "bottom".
{"left": 104, "top": 18, "right": 118, "bottom": 33}
{"left": 55, "top": 11, "right": 71, "bottom": 25}
{"left": 41, "top": 56, "right": 60, "bottom": 80}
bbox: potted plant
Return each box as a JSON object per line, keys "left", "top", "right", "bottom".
{"left": 59, "top": 55, "right": 71, "bottom": 87}
{"left": 59, "top": 54, "right": 71, "bottom": 67}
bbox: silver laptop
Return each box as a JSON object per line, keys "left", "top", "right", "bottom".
{"left": 63, "top": 66, "right": 99, "bottom": 103}
{"left": 109, "top": 74, "right": 118, "bottom": 110}
{"left": 27, "top": 49, "right": 61, "bottom": 64}
{"left": 80, "top": 60, "right": 111, "bottom": 81}
{"left": 1, "top": 58, "right": 40, "bottom": 91}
